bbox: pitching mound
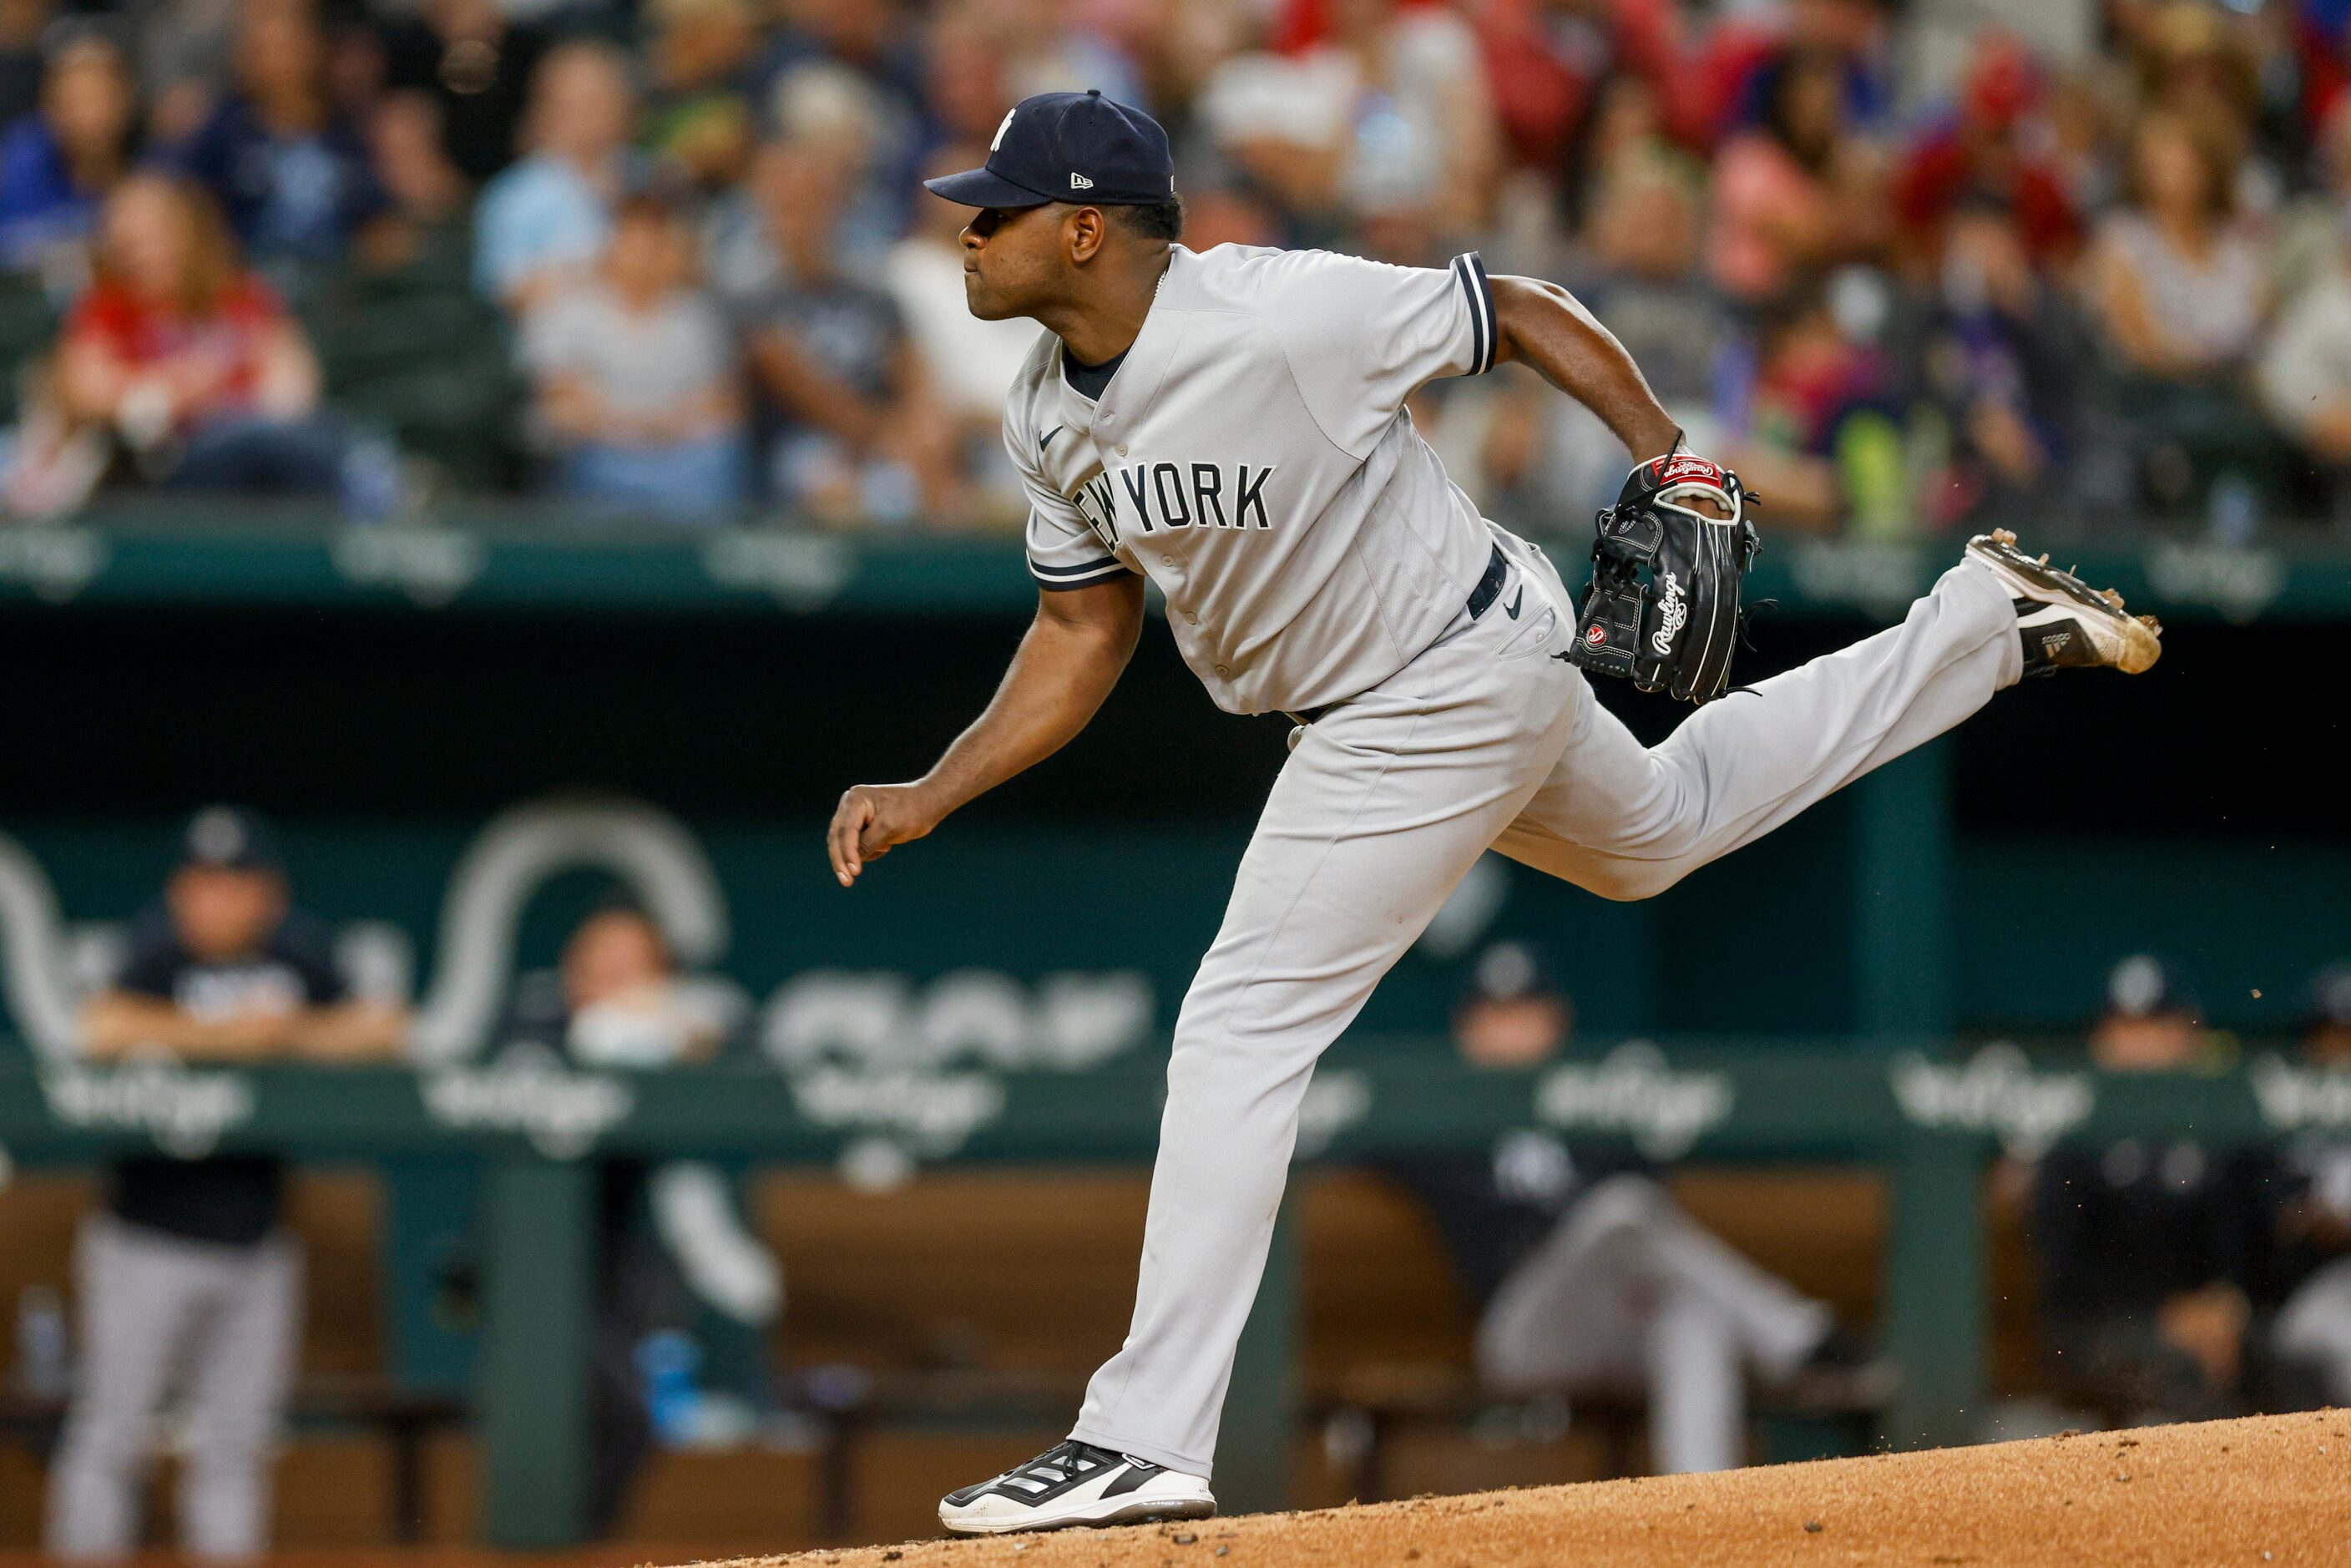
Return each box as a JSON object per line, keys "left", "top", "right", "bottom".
{"left": 714, "top": 1410, "right": 2350, "bottom": 1567}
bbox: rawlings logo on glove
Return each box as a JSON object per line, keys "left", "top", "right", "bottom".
{"left": 1565, "top": 441, "right": 1762, "bottom": 704}
{"left": 1650, "top": 453, "right": 1727, "bottom": 489}
{"left": 1651, "top": 574, "right": 1687, "bottom": 656}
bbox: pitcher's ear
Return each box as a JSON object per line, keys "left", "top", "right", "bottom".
{"left": 1064, "top": 205, "right": 1107, "bottom": 265}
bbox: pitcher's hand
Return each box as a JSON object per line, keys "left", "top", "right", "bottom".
{"left": 827, "top": 782, "right": 945, "bottom": 887}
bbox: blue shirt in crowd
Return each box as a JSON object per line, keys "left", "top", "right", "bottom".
{"left": 169, "top": 97, "right": 386, "bottom": 266}
{"left": 0, "top": 114, "right": 106, "bottom": 269}
{"left": 473, "top": 151, "right": 625, "bottom": 301}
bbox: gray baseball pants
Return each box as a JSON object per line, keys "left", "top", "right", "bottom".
{"left": 1475, "top": 1173, "right": 1829, "bottom": 1474}
{"left": 46, "top": 1212, "right": 301, "bottom": 1560}
{"left": 1069, "top": 541, "right": 2020, "bottom": 1476}
{"left": 2275, "top": 1254, "right": 2351, "bottom": 1404}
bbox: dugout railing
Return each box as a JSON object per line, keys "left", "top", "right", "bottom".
{"left": 0, "top": 1047, "right": 2341, "bottom": 1545}
{"left": 2, "top": 507, "right": 2345, "bottom": 620}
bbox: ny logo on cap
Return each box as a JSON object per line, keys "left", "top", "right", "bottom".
{"left": 991, "top": 107, "right": 1015, "bottom": 150}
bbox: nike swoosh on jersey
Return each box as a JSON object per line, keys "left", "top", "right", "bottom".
{"left": 1504, "top": 585, "right": 1524, "bottom": 620}
{"left": 1039, "top": 427, "right": 1066, "bottom": 455}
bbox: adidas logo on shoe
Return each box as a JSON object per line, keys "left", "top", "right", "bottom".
{"left": 1963, "top": 529, "right": 2161, "bottom": 675}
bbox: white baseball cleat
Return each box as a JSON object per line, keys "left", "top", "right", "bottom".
{"left": 1964, "top": 529, "right": 2163, "bottom": 675}
{"left": 938, "top": 1439, "right": 1216, "bottom": 1535}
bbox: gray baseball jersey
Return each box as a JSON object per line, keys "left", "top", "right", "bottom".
{"left": 1008, "top": 243, "right": 1500, "bottom": 716}
{"left": 987, "top": 240, "right": 2029, "bottom": 1488}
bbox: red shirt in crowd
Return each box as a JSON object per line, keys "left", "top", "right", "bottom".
{"left": 62, "top": 274, "right": 289, "bottom": 431}
{"left": 1893, "top": 130, "right": 2082, "bottom": 266}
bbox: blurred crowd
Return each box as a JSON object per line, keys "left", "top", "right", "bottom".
{"left": 9, "top": 0, "right": 2351, "bottom": 532}
{"left": 7, "top": 0, "right": 2351, "bottom": 531}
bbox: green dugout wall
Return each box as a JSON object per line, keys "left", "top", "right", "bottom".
{"left": 2, "top": 519, "right": 2343, "bottom": 1036}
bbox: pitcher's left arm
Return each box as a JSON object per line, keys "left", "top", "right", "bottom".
{"left": 1489, "top": 276, "right": 1684, "bottom": 464}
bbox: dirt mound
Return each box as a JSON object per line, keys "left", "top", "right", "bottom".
{"left": 707, "top": 1409, "right": 2351, "bottom": 1567}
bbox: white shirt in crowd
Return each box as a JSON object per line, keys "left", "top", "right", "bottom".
{"left": 523, "top": 281, "right": 738, "bottom": 424}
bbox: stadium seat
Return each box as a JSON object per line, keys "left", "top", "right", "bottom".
{"left": 296, "top": 231, "right": 526, "bottom": 494}
{"left": 0, "top": 273, "right": 60, "bottom": 427}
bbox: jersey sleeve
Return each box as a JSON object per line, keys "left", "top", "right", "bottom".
{"left": 1265, "top": 248, "right": 1499, "bottom": 458}
{"left": 1024, "top": 500, "right": 1132, "bottom": 589}
{"left": 111, "top": 909, "right": 185, "bottom": 999}
{"left": 270, "top": 913, "right": 351, "bottom": 1007}
{"left": 1004, "top": 416, "right": 1137, "bottom": 591}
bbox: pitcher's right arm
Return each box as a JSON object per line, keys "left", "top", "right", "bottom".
{"left": 827, "top": 573, "right": 1145, "bottom": 886}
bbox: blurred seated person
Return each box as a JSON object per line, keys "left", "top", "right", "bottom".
{"left": 1194, "top": 0, "right": 1497, "bottom": 237}
{"left": 1572, "top": 160, "right": 1731, "bottom": 430}
{"left": 1707, "top": 48, "right": 1885, "bottom": 308}
{"left": 0, "top": 31, "right": 135, "bottom": 276}
{"left": 474, "top": 38, "right": 637, "bottom": 315}
{"left": 737, "top": 139, "right": 954, "bottom": 527}
{"left": 501, "top": 898, "right": 738, "bottom": 1069}
{"left": 1474, "top": 0, "right": 1696, "bottom": 180}
{"left": 2027, "top": 955, "right": 2271, "bottom": 1424}
{"left": 2267, "top": 98, "right": 2351, "bottom": 307}
{"left": 1913, "top": 198, "right": 2096, "bottom": 530}
{"left": 763, "top": 59, "right": 906, "bottom": 279}
{"left": 1727, "top": 283, "right": 1888, "bottom": 533}
{"left": 699, "top": 63, "right": 889, "bottom": 300}
{"left": 1450, "top": 157, "right": 1738, "bottom": 533}
{"left": 166, "top": 0, "right": 387, "bottom": 272}
{"left": 46, "top": 806, "right": 406, "bottom": 1561}
{"left": 1437, "top": 153, "right": 1753, "bottom": 537}
{"left": 2255, "top": 966, "right": 2351, "bottom": 1408}
{"left": 639, "top": 0, "right": 759, "bottom": 196}
{"left": 1889, "top": 34, "right": 2081, "bottom": 276}
{"left": 2086, "top": 111, "right": 2264, "bottom": 386}
{"left": 341, "top": 90, "right": 475, "bottom": 287}
{"left": 525, "top": 190, "right": 746, "bottom": 521}
{"left": 495, "top": 900, "right": 763, "bottom": 1532}
{"left": 2255, "top": 251, "right": 2351, "bottom": 493}
{"left": 55, "top": 175, "right": 394, "bottom": 510}
{"left": 1383, "top": 943, "right": 1861, "bottom": 1474}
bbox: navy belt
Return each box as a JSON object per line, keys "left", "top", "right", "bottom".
{"left": 1463, "top": 539, "right": 1511, "bottom": 621}
{"left": 1282, "top": 544, "right": 1510, "bottom": 729}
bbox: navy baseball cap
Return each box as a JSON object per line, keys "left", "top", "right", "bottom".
{"left": 179, "top": 804, "right": 284, "bottom": 876}
{"left": 2305, "top": 963, "right": 2351, "bottom": 1034}
{"left": 924, "top": 89, "right": 1175, "bottom": 210}
{"left": 2104, "top": 953, "right": 2199, "bottom": 1021}
{"left": 1464, "top": 942, "right": 1566, "bottom": 1006}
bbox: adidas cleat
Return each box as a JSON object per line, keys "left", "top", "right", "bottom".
{"left": 938, "top": 1439, "right": 1216, "bottom": 1535}
{"left": 1964, "top": 529, "right": 2162, "bottom": 675}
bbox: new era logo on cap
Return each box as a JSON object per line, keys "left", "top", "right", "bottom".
{"left": 926, "top": 89, "right": 1175, "bottom": 210}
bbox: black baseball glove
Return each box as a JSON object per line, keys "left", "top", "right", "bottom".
{"left": 1565, "top": 448, "right": 1761, "bottom": 705}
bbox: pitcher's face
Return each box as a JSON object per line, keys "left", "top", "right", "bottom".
{"left": 958, "top": 202, "right": 1064, "bottom": 321}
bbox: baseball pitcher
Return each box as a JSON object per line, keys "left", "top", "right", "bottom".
{"left": 825, "top": 90, "right": 2161, "bottom": 1535}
